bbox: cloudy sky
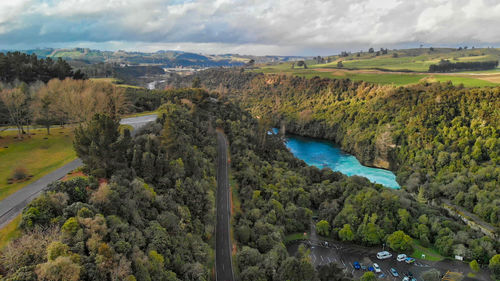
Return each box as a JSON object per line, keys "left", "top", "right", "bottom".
{"left": 0, "top": 0, "right": 499, "bottom": 55}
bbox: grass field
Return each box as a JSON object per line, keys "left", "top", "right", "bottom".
{"left": 0, "top": 127, "right": 76, "bottom": 201}
{"left": 411, "top": 240, "right": 445, "bottom": 262}
{"left": 89, "top": 77, "right": 143, "bottom": 89}
{"left": 255, "top": 65, "right": 499, "bottom": 87}
{"left": 256, "top": 48, "right": 500, "bottom": 87}
{"left": 0, "top": 214, "right": 21, "bottom": 249}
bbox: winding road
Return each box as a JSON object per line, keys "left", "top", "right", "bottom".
{"left": 0, "top": 115, "right": 157, "bottom": 229}
{"left": 215, "top": 132, "right": 235, "bottom": 281}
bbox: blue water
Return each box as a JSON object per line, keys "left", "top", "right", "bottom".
{"left": 275, "top": 130, "right": 400, "bottom": 189}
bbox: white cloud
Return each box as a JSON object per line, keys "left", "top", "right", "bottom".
{"left": 0, "top": 0, "right": 499, "bottom": 55}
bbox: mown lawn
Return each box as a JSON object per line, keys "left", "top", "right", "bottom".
{"left": 0, "top": 127, "right": 77, "bottom": 201}
{"left": 0, "top": 214, "right": 21, "bottom": 249}
{"left": 411, "top": 240, "right": 445, "bottom": 261}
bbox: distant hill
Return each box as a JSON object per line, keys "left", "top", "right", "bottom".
{"left": 3, "top": 48, "right": 308, "bottom": 69}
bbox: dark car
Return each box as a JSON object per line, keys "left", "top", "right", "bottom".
{"left": 368, "top": 266, "right": 375, "bottom": 272}
{"left": 353, "top": 261, "right": 361, "bottom": 270}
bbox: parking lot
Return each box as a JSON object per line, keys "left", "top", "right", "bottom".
{"left": 286, "top": 224, "right": 493, "bottom": 281}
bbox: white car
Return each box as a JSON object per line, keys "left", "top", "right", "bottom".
{"left": 397, "top": 254, "right": 407, "bottom": 262}
{"left": 373, "top": 263, "right": 382, "bottom": 273}
{"left": 377, "top": 251, "right": 393, "bottom": 259}
{"left": 403, "top": 277, "right": 410, "bottom": 281}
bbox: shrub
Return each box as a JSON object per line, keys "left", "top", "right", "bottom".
{"left": 12, "top": 167, "right": 28, "bottom": 180}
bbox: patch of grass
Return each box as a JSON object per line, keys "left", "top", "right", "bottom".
{"left": 0, "top": 127, "right": 77, "bottom": 201}
{"left": 119, "top": 124, "right": 134, "bottom": 135}
{"left": 411, "top": 240, "right": 445, "bottom": 261}
{"left": 432, "top": 75, "right": 498, "bottom": 87}
{"left": 89, "top": 77, "right": 143, "bottom": 89}
{"left": 284, "top": 232, "right": 309, "bottom": 244}
{"left": 123, "top": 111, "right": 160, "bottom": 118}
{"left": 0, "top": 214, "right": 21, "bottom": 249}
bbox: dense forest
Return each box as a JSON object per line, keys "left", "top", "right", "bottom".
{"left": 170, "top": 69, "right": 500, "bottom": 230}
{"left": 0, "top": 52, "right": 84, "bottom": 84}
{"left": 428, "top": 60, "right": 499, "bottom": 72}
{"left": 1, "top": 86, "right": 499, "bottom": 280}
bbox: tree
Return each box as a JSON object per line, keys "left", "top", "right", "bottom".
{"left": 316, "top": 220, "right": 330, "bottom": 237}
{"left": 417, "top": 187, "right": 427, "bottom": 204}
{"left": 337, "top": 61, "right": 343, "bottom": 68}
{"left": 469, "top": 259, "right": 479, "bottom": 273}
{"left": 296, "top": 61, "right": 307, "bottom": 69}
{"left": 387, "top": 230, "right": 413, "bottom": 252}
{"left": 360, "top": 271, "right": 376, "bottom": 281}
{"left": 421, "top": 269, "right": 440, "bottom": 281}
{"left": 0, "top": 88, "right": 27, "bottom": 138}
{"left": 278, "top": 257, "right": 316, "bottom": 281}
{"left": 192, "top": 77, "right": 201, "bottom": 88}
{"left": 368, "top": 47, "right": 374, "bottom": 53}
{"left": 338, "top": 224, "right": 354, "bottom": 241}
{"left": 317, "top": 263, "right": 350, "bottom": 281}
{"left": 32, "top": 86, "right": 58, "bottom": 134}
{"left": 74, "top": 113, "right": 129, "bottom": 177}
{"left": 490, "top": 254, "right": 500, "bottom": 280}
{"left": 35, "top": 256, "right": 81, "bottom": 281}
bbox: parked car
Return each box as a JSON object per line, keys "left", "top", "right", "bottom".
{"left": 368, "top": 266, "right": 375, "bottom": 272}
{"left": 377, "top": 251, "right": 393, "bottom": 259}
{"left": 353, "top": 261, "right": 361, "bottom": 270}
{"left": 378, "top": 273, "right": 386, "bottom": 279}
{"left": 390, "top": 268, "right": 399, "bottom": 277}
{"left": 403, "top": 277, "right": 410, "bottom": 281}
{"left": 397, "top": 254, "right": 407, "bottom": 261}
{"left": 361, "top": 264, "right": 367, "bottom": 270}
{"left": 373, "top": 263, "right": 382, "bottom": 273}
{"left": 405, "top": 257, "right": 416, "bottom": 264}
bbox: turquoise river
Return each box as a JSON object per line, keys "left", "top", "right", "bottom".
{"left": 280, "top": 132, "right": 400, "bottom": 189}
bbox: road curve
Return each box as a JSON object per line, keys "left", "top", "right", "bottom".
{"left": 216, "top": 132, "right": 235, "bottom": 281}
{"left": 0, "top": 115, "right": 157, "bottom": 229}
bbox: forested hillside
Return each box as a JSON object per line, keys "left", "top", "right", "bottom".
{"left": 175, "top": 70, "right": 500, "bottom": 230}
{"left": 1, "top": 87, "right": 498, "bottom": 280}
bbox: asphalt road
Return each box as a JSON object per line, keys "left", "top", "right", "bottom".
{"left": 0, "top": 115, "right": 157, "bottom": 229}
{"left": 215, "top": 132, "right": 235, "bottom": 281}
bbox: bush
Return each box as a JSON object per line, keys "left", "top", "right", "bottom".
{"left": 12, "top": 167, "right": 28, "bottom": 180}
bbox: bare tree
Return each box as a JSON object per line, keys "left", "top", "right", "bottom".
{"left": 0, "top": 88, "right": 26, "bottom": 138}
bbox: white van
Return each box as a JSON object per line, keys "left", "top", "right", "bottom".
{"left": 376, "top": 251, "right": 392, "bottom": 259}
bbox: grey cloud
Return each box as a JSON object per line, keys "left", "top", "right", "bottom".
{"left": 0, "top": 0, "right": 499, "bottom": 55}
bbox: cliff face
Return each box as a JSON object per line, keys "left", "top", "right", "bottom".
{"left": 282, "top": 120, "right": 398, "bottom": 172}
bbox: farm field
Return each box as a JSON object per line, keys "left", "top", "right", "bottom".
{"left": 255, "top": 66, "right": 499, "bottom": 87}
{"left": 0, "top": 127, "right": 76, "bottom": 201}
{"left": 254, "top": 48, "right": 500, "bottom": 87}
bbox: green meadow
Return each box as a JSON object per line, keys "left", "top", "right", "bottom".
{"left": 0, "top": 127, "right": 77, "bottom": 201}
